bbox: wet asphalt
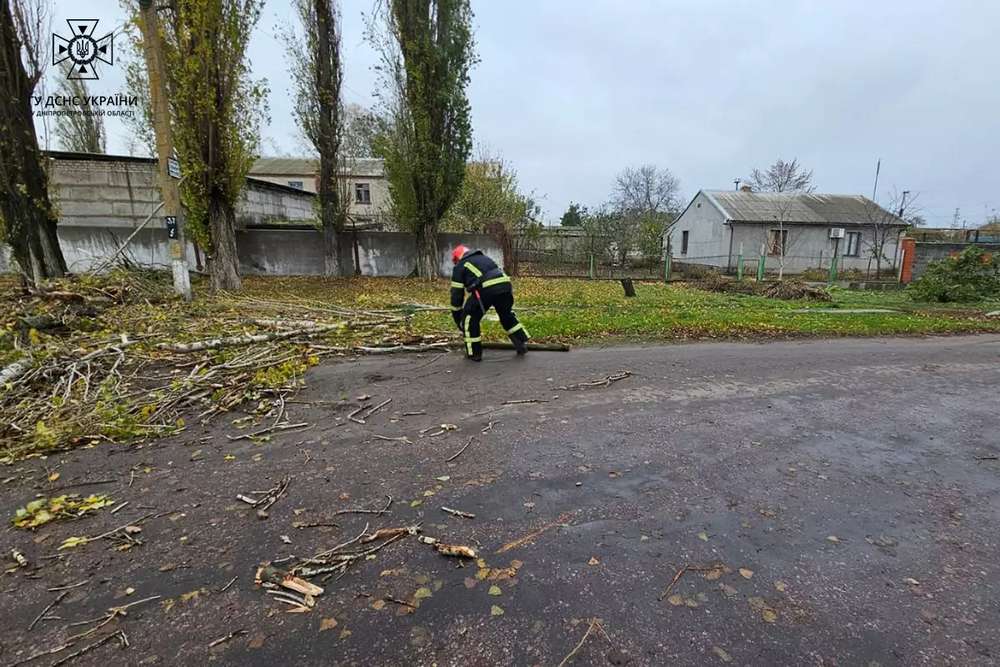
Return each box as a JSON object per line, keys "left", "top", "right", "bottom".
{"left": 2, "top": 335, "right": 999, "bottom": 666}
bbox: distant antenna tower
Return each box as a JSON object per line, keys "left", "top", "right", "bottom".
{"left": 734, "top": 178, "right": 741, "bottom": 191}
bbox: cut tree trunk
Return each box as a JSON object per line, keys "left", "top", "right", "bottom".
{"left": 414, "top": 224, "right": 440, "bottom": 279}
{"left": 208, "top": 199, "right": 242, "bottom": 291}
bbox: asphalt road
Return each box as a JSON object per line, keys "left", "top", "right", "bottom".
{"left": 3, "top": 335, "right": 999, "bottom": 666}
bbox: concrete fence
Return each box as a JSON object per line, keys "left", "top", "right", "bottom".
{"left": 0, "top": 223, "right": 501, "bottom": 278}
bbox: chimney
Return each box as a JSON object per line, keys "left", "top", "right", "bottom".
{"left": 739, "top": 185, "right": 753, "bottom": 193}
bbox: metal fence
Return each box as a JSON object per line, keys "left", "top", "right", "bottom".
{"left": 513, "top": 234, "right": 668, "bottom": 279}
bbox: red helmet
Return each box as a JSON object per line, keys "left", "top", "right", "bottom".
{"left": 451, "top": 244, "right": 469, "bottom": 264}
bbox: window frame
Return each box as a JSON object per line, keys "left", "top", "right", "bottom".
{"left": 844, "top": 231, "right": 862, "bottom": 257}
{"left": 681, "top": 230, "right": 689, "bottom": 255}
{"left": 354, "top": 182, "right": 371, "bottom": 205}
{"left": 767, "top": 229, "right": 788, "bottom": 256}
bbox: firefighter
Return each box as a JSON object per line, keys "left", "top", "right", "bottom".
{"left": 450, "top": 244, "right": 529, "bottom": 361}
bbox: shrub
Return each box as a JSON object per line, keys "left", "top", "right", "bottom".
{"left": 909, "top": 246, "right": 1000, "bottom": 302}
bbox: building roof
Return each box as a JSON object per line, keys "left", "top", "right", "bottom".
{"left": 701, "top": 190, "right": 907, "bottom": 226}
{"left": 250, "top": 157, "right": 384, "bottom": 178}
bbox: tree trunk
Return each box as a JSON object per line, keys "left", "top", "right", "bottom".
{"left": 0, "top": 8, "right": 67, "bottom": 283}
{"left": 322, "top": 221, "right": 341, "bottom": 277}
{"left": 315, "top": 0, "right": 342, "bottom": 277}
{"left": 414, "top": 223, "right": 439, "bottom": 278}
{"left": 207, "top": 199, "right": 242, "bottom": 291}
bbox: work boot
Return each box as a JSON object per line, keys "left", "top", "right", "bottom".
{"left": 467, "top": 353, "right": 482, "bottom": 362}
{"left": 514, "top": 341, "right": 527, "bottom": 356}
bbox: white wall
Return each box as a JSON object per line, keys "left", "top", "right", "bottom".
{"left": 668, "top": 192, "right": 729, "bottom": 265}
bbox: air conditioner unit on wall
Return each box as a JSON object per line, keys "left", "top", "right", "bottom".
{"left": 830, "top": 228, "right": 845, "bottom": 239}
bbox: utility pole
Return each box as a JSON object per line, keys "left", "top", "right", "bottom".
{"left": 899, "top": 190, "right": 910, "bottom": 217}
{"left": 137, "top": 0, "right": 191, "bottom": 300}
{"left": 871, "top": 158, "right": 881, "bottom": 200}
{"left": 733, "top": 178, "right": 741, "bottom": 191}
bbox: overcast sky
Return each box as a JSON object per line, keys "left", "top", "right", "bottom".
{"left": 46, "top": 0, "right": 999, "bottom": 226}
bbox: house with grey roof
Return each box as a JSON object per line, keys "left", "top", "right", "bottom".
{"left": 668, "top": 188, "right": 908, "bottom": 275}
{"left": 249, "top": 157, "right": 392, "bottom": 227}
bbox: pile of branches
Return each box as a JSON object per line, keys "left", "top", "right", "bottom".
{"left": 0, "top": 273, "right": 457, "bottom": 461}
{"left": 691, "top": 274, "right": 831, "bottom": 301}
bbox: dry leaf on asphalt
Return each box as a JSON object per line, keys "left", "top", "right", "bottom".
{"left": 491, "top": 605, "right": 504, "bottom": 616}
{"left": 488, "top": 585, "right": 502, "bottom": 596}
{"left": 697, "top": 531, "right": 709, "bottom": 541}
{"left": 320, "top": 617, "right": 338, "bottom": 632}
{"left": 774, "top": 580, "right": 787, "bottom": 592}
{"left": 712, "top": 646, "right": 733, "bottom": 663}
{"left": 739, "top": 568, "right": 754, "bottom": 579}
{"left": 667, "top": 594, "right": 684, "bottom": 606}
{"left": 588, "top": 556, "right": 599, "bottom": 566}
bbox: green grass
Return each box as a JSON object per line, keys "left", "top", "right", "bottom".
{"left": 239, "top": 276, "right": 1000, "bottom": 344}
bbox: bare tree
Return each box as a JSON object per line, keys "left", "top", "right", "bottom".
{"left": 284, "top": 0, "right": 346, "bottom": 276}
{"left": 606, "top": 164, "right": 681, "bottom": 266}
{"left": 611, "top": 164, "right": 682, "bottom": 216}
{"left": 53, "top": 63, "right": 106, "bottom": 153}
{"left": 745, "top": 159, "right": 815, "bottom": 279}
{"left": 0, "top": 0, "right": 67, "bottom": 282}
{"left": 341, "top": 103, "right": 383, "bottom": 159}
{"left": 746, "top": 158, "right": 814, "bottom": 193}
{"left": 864, "top": 188, "right": 915, "bottom": 279}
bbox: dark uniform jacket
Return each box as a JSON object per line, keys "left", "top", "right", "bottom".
{"left": 450, "top": 250, "right": 511, "bottom": 326}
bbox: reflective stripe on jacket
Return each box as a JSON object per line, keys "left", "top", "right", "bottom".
{"left": 449, "top": 250, "right": 510, "bottom": 313}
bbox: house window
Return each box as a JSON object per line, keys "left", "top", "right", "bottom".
{"left": 768, "top": 229, "right": 788, "bottom": 256}
{"left": 845, "top": 231, "right": 861, "bottom": 257}
{"left": 681, "top": 230, "right": 689, "bottom": 255}
{"left": 287, "top": 180, "right": 304, "bottom": 190}
{"left": 355, "top": 182, "right": 371, "bottom": 205}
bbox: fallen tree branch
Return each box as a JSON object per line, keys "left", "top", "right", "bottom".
{"left": 445, "top": 436, "right": 475, "bottom": 462}
{"left": 356, "top": 343, "right": 450, "bottom": 354}
{"left": 157, "top": 325, "right": 342, "bottom": 353}
{"left": 0, "top": 358, "right": 32, "bottom": 392}
{"left": 658, "top": 565, "right": 690, "bottom": 601}
{"left": 333, "top": 495, "right": 393, "bottom": 517}
{"left": 557, "top": 619, "right": 608, "bottom": 667}
{"left": 371, "top": 434, "right": 411, "bottom": 444}
{"left": 558, "top": 370, "right": 632, "bottom": 391}
{"left": 50, "top": 631, "right": 127, "bottom": 667}
{"left": 208, "top": 629, "right": 247, "bottom": 648}
{"left": 226, "top": 422, "right": 311, "bottom": 442}
{"left": 362, "top": 398, "right": 392, "bottom": 419}
{"left": 441, "top": 506, "right": 475, "bottom": 519}
{"left": 28, "top": 591, "right": 69, "bottom": 631}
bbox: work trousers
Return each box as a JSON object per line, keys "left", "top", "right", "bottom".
{"left": 461, "top": 289, "right": 529, "bottom": 358}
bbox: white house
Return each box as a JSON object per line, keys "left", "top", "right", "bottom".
{"left": 668, "top": 189, "right": 908, "bottom": 275}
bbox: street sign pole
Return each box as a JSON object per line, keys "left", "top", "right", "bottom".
{"left": 137, "top": 0, "right": 191, "bottom": 300}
